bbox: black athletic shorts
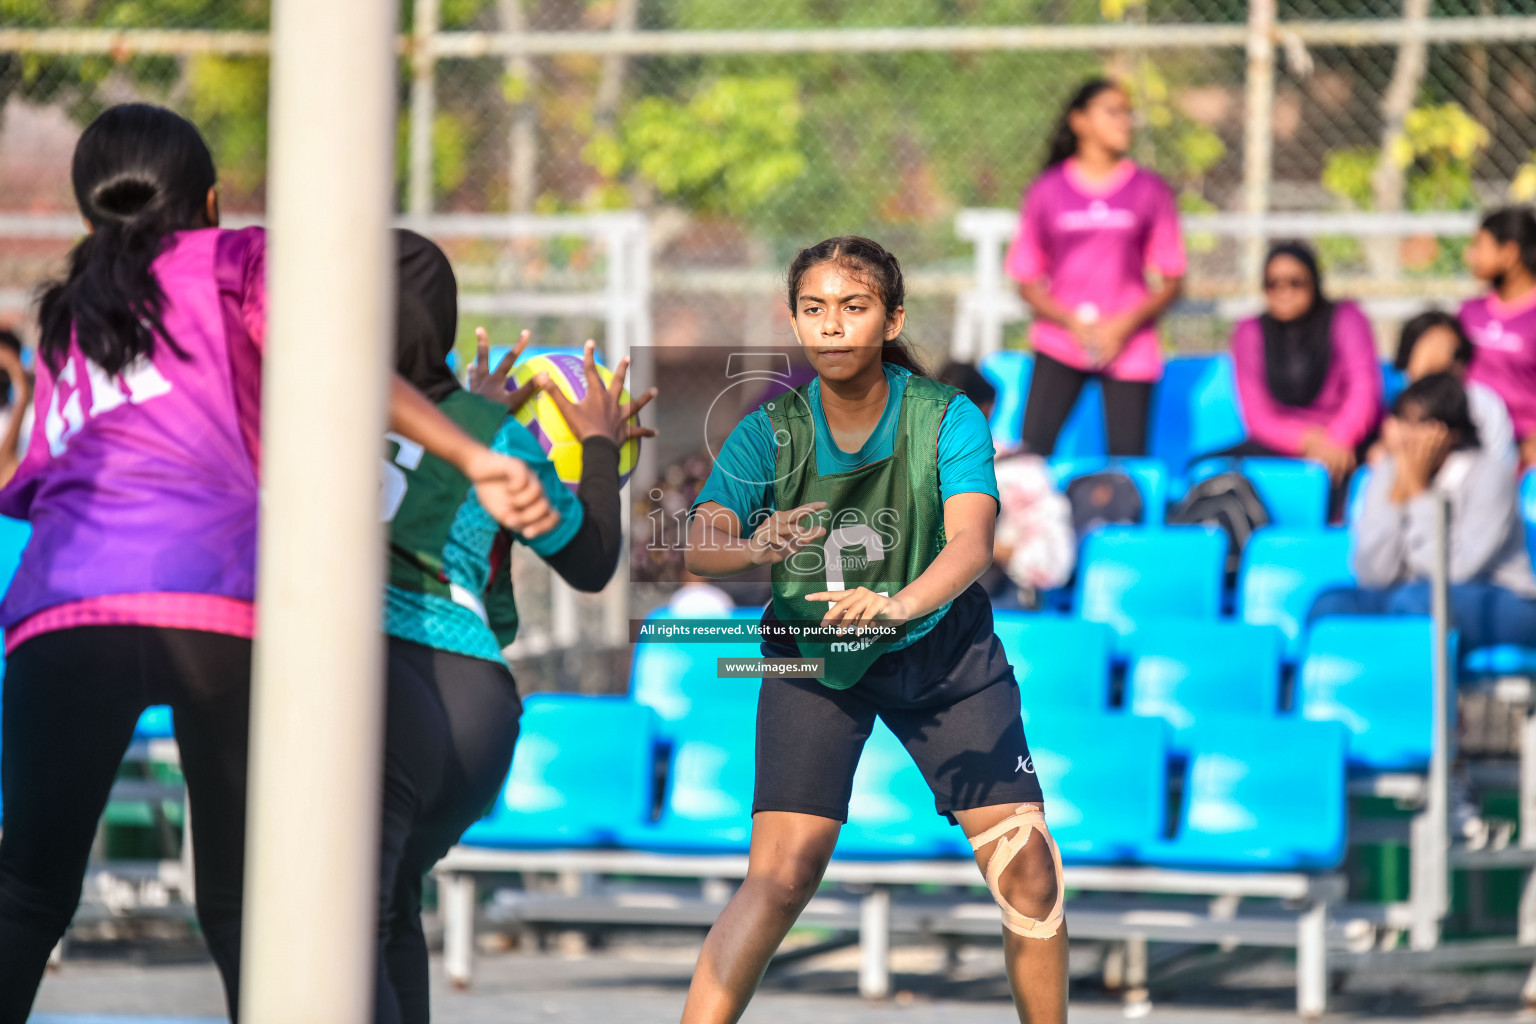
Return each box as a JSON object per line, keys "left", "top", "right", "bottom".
{"left": 753, "top": 582, "right": 1044, "bottom": 822}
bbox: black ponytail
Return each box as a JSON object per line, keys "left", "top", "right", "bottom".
{"left": 1480, "top": 206, "right": 1536, "bottom": 281}
{"left": 1042, "top": 77, "right": 1120, "bottom": 173}
{"left": 36, "top": 104, "right": 217, "bottom": 375}
{"left": 787, "top": 235, "right": 928, "bottom": 377}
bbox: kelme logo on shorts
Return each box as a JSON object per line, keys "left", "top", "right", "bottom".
{"left": 1016, "top": 755, "right": 1034, "bottom": 774}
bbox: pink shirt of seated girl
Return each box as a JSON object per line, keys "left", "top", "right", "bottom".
{"left": 1461, "top": 289, "right": 1536, "bottom": 442}
{"left": 1228, "top": 300, "right": 1382, "bottom": 454}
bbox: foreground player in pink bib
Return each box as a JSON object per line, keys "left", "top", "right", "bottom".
{"left": 1006, "top": 78, "right": 1186, "bottom": 456}
{"left": 0, "top": 104, "right": 556, "bottom": 1022}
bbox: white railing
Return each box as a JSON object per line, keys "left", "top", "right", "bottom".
{"left": 0, "top": 211, "right": 647, "bottom": 655}
{"left": 952, "top": 208, "right": 1484, "bottom": 361}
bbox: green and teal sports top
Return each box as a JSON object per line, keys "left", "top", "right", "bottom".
{"left": 694, "top": 363, "right": 999, "bottom": 684}
{"left": 383, "top": 391, "right": 584, "bottom": 663}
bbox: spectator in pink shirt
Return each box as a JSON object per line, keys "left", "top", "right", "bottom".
{"left": 1006, "top": 77, "right": 1186, "bottom": 456}
{"left": 1460, "top": 207, "right": 1536, "bottom": 468}
{"left": 1215, "top": 242, "right": 1381, "bottom": 515}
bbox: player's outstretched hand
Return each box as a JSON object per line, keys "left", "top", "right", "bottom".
{"left": 805, "top": 587, "right": 909, "bottom": 634}
{"left": 539, "top": 339, "right": 658, "bottom": 448}
{"left": 748, "top": 502, "right": 827, "bottom": 566}
{"left": 468, "top": 327, "right": 542, "bottom": 412}
{"left": 464, "top": 447, "right": 560, "bottom": 537}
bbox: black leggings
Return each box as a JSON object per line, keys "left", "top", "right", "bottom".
{"left": 376, "top": 637, "right": 522, "bottom": 1024}
{"left": 0, "top": 626, "right": 252, "bottom": 1024}
{"left": 1021, "top": 350, "right": 1153, "bottom": 457}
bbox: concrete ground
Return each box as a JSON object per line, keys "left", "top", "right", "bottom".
{"left": 26, "top": 930, "right": 1536, "bottom": 1023}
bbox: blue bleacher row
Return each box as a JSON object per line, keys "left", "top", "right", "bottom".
{"left": 458, "top": 601, "right": 1407, "bottom": 873}
{"left": 0, "top": 350, "right": 1521, "bottom": 875}
{"left": 0, "top": 517, "right": 1459, "bottom": 873}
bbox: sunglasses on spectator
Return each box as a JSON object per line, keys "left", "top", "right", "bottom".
{"left": 1263, "top": 276, "right": 1311, "bottom": 292}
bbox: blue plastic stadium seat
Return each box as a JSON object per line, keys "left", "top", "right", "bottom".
{"left": 1463, "top": 645, "right": 1536, "bottom": 678}
{"left": 1148, "top": 355, "right": 1246, "bottom": 487}
{"left": 1346, "top": 467, "right": 1372, "bottom": 526}
{"left": 1461, "top": 472, "right": 1536, "bottom": 678}
{"left": 992, "top": 613, "right": 1113, "bottom": 717}
{"left": 629, "top": 607, "right": 763, "bottom": 727}
{"left": 1028, "top": 712, "right": 1168, "bottom": 864}
{"left": 0, "top": 512, "right": 31, "bottom": 688}
{"left": 1298, "top": 617, "right": 1444, "bottom": 773}
{"left": 1238, "top": 528, "right": 1354, "bottom": 659}
{"left": 0, "top": 514, "right": 30, "bottom": 592}
{"left": 1145, "top": 716, "right": 1347, "bottom": 870}
{"left": 1187, "top": 457, "right": 1330, "bottom": 529}
{"left": 461, "top": 694, "right": 658, "bottom": 848}
{"left": 1050, "top": 457, "right": 1169, "bottom": 526}
{"left": 0, "top": 515, "right": 28, "bottom": 825}
{"left": 1381, "top": 363, "right": 1407, "bottom": 407}
{"left": 979, "top": 350, "right": 1105, "bottom": 456}
{"left": 1522, "top": 470, "right": 1536, "bottom": 564}
{"left": 621, "top": 706, "right": 755, "bottom": 852}
{"left": 838, "top": 720, "right": 967, "bottom": 859}
{"left": 1075, "top": 526, "right": 1226, "bottom": 641}
{"left": 1124, "top": 621, "right": 1283, "bottom": 745}
{"left": 134, "top": 706, "right": 175, "bottom": 739}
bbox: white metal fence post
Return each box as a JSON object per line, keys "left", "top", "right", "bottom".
{"left": 858, "top": 886, "right": 892, "bottom": 1000}
{"left": 1242, "top": 0, "right": 1277, "bottom": 292}
{"left": 239, "top": 0, "right": 397, "bottom": 1017}
{"left": 1296, "top": 900, "right": 1328, "bottom": 1018}
{"left": 408, "top": 0, "right": 441, "bottom": 216}
{"left": 1410, "top": 495, "right": 1453, "bottom": 951}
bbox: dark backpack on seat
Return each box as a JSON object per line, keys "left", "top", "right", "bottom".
{"left": 1167, "top": 471, "right": 1271, "bottom": 575}
{"left": 1065, "top": 471, "right": 1144, "bottom": 538}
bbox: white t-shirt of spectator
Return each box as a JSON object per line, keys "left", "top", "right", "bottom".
{"left": 1467, "top": 379, "right": 1515, "bottom": 467}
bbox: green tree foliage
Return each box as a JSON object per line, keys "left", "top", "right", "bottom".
{"left": 0, "top": 0, "right": 269, "bottom": 200}
{"left": 585, "top": 76, "right": 806, "bottom": 216}
{"left": 1322, "top": 101, "right": 1489, "bottom": 213}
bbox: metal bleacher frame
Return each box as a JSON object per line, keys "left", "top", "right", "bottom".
{"left": 433, "top": 848, "right": 1344, "bottom": 1013}
{"left": 433, "top": 476, "right": 1536, "bottom": 1016}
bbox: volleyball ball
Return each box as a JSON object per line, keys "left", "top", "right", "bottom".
{"left": 510, "top": 352, "right": 641, "bottom": 490}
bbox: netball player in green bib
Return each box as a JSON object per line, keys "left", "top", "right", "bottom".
{"left": 685, "top": 236, "right": 1066, "bottom": 1023}
{"left": 377, "top": 231, "right": 654, "bottom": 1023}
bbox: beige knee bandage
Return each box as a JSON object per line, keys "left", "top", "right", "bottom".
{"left": 968, "top": 804, "right": 1065, "bottom": 939}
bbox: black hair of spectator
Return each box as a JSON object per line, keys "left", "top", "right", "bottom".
{"left": 0, "top": 329, "right": 21, "bottom": 405}
{"left": 1394, "top": 310, "right": 1474, "bottom": 371}
{"left": 1479, "top": 206, "right": 1536, "bottom": 279}
{"left": 938, "top": 360, "right": 996, "bottom": 412}
{"left": 1043, "top": 78, "right": 1121, "bottom": 171}
{"left": 1392, "top": 372, "right": 1481, "bottom": 451}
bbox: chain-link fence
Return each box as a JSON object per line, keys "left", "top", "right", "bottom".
{"left": 5, "top": 4, "right": 1536, "bottom": 361}
{"left": 3, "top": 0, "right": 1535, "bottom": 651}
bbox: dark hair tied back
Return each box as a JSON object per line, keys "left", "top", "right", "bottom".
{"left": 786, "top": 235, "right": 927, "bottom": 377}
{"left": 1479, "top": 206, "right": 1536, "bottom": 281}
{"left": 36, "top": 104, "right": 217, "bottom": 375}
{"left": 1043, "top": 77, "right": 1120, "bottom": 172}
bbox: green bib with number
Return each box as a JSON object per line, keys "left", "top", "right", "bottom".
{"left": 766, "top": 374, "right": 956, "bottom": 690}
{"left": 384, "top": 389, "right": 521, "bottom": 644}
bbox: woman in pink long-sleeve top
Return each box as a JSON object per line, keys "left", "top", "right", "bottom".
{"left": 1213, "top": 243, "right": 1381, "bottom": 516}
